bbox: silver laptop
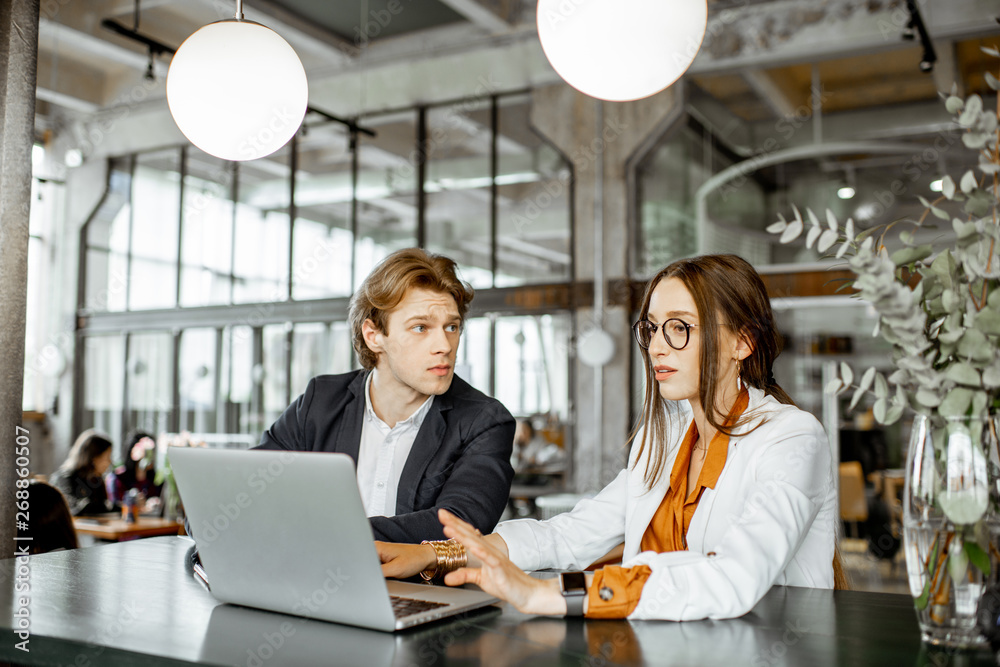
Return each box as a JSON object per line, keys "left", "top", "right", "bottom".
{"left": 169, "top": 447, "right": 498, "bottom": 632}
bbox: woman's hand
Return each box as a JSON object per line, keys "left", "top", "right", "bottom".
{"left": 438, "top": 509, "right": 567, "bottom": 616}
{"left": 376, "top": 541, "right": 436, "bottom": 579}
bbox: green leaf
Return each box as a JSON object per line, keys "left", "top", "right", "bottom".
{"left": 942, "top": 289, "right": 959, "bottom": 314}
{"left": 781, "top": 216, "right": 803, "bottom": 244}
{"left": 983, "top": 45, "right": 1000, "bottom": 57}
{"left": 766, "top": 220, "right": 787, "bottom": 234}
{"left": 944, "top": 362, "right": 981, "bottom": 387}
{"left": 989, "top": 288, "right": 1000, "bottom": 310}
{"left": 824, "top": 378, "right": 843, "bottom": 394}
{"left": 940, "top": 387, "right": 973, "bottom": 417}
{"left": 966, "top": 541, "right": 991, "bottom": 577}
{"left": 964, "top": 133, "right": 992, "bottom": 150}
{"left": 884, "top": 403, "right": 905, "bottom": 425}
{"left": 975, "top": 308, "right": 1000, "bottom": 336}
{"left": 826, "top": 208, "right": 838, "bottom": 232}
{"left": 873, "top": 398, "right": 888, "bottom": 423}
{"left": 840, "top": 363, "right": 854, "bottom": 388}
{"left": 874, "top": 372, "right": 889, "bottom": 399}
{"left": 986, "top": 71, "right": 1000, "bottom": 92}
{"left": 945, "top": 95, "right": 965, "bottom": 113}
{"left": 916, "top": 389, "right": 942, "bottom": 408}
{"left": 942, "top": 175, "right": 956, "bottom": 199}
{"left": 857, "top": 367, "right": 875, "bottom": 395}
{"left": 959, "top": 94, "right": 983, "bottom": 126}
{"left": 960, "top": 169, "right": 979, "bottom": 193}
{"left": 958, "top": 328, "right": 994, "bottom": 363}
{"left": 931, "top": 205, "right": 951, "bottom": 221}
{"left": 953, "top": 218, "right": 979, "bottom": 240}
{"left": 849, "top": 385, "right": 867, "bottom": 411}
{"left": 818, "top": 229, "right": 838, "bottom": 253}
{"left": 890, "top": 244, "right": 934, "bottom": 267}
{"left": 806, "top": 225, "right": 821, "bottom": 248}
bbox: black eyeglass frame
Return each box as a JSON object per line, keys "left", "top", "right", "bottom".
{"left": 632, "top": 318, "right": 697, "bottom": 351}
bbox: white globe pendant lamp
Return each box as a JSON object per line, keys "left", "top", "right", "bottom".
{"left": 166, "top": 0, "right": 308, "bottom": 161}
{"left": 536, "top": 0, "right": 708, "bottom": 102}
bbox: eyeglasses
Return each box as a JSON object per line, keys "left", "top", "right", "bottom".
{"left": 632, "top": 318, "right": 697, "bottom": 351}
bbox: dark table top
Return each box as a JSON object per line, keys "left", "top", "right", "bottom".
{"left": 0, "top": 537, "right": 994, "bottom": 667}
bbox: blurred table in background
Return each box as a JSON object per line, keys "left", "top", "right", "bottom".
{"left": 73, "top": 515, "right": 184, "bottom": 542}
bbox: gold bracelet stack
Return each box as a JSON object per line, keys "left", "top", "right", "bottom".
{"left": 419, "top": 539, "right": 468, "bottom": 581}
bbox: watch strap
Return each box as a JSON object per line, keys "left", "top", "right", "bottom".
{"left": 560, "top": 571, "right": 587, "bottom": 616}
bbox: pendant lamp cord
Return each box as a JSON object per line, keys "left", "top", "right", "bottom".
{"left": 235, "top": 0, "right": 244, "bottom": 20}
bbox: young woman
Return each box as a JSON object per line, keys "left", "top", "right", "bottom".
{"left": 378, "top": 254, "right": 840, "bottom": 620}
{"left": 49, "top": 429, "right": 114, "bottom": 516}
{"left": 108, "top": 430, "right": 162, "bottom": 507}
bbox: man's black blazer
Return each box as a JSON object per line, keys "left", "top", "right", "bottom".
{"left": 255, "top": 370, "right": 516, "bottom": 542}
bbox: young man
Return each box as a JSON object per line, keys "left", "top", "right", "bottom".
{"left": 256, "top": 248, "right": 515, "bottom": 542}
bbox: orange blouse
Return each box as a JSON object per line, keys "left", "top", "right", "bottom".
{"left": 586, "top": 389, "right": 750, "bottom": 618}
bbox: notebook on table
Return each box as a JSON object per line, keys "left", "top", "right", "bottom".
{"left": 169, "top": 447, "right": 497, "bottom": 632}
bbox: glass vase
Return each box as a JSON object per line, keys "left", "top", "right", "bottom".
{"left": 903, "top": 414, "right": 1000, "bottom": 648}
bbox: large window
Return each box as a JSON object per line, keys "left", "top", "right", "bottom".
{"left": 78, "top": 92, "right": 575, "bottom": 451}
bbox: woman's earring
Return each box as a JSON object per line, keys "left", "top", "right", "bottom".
{"left": 736, "top": 359, "right": 742, "bottom": 391}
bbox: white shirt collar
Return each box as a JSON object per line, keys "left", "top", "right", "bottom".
{"left": 364, "top": 369, "right": 435, "bottom": 430}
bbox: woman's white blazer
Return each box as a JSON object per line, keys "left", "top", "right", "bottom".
{"left": 494, "top": 387, "right": 837, "bottom": 621}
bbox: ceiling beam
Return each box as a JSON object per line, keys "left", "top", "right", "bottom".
{"left": 38, "top": 17, "right": 169, "bottom": 77}
{"left": 35, "top": 51, "right": 106, "bottom": 112}
{"left": 242, "top": 0, "right": 359, "bottom": 60}
{"left": 437, "top": 0, "right": 512, "bottom": 33}
{"left": 694, "top": 0, "right": 1000, "bottom": 75}
{"left": 741, "top": 69, "right": 797, "bottom": 118}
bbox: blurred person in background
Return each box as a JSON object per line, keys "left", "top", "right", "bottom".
{"left": 108, "top": 430, "right": 162, "bottom": 513}
{"left": 20, "top": 481, "right": 79, "bottom": 554}
{"left": 50, "top": 429, "right": 114, "bottom": 516}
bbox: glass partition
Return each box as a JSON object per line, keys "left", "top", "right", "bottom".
{"left": 293, "top": 122, "right": 354, "bottom": 299}
{"left": 180, "top": 150, "right": 234, "bottom": 307}
{"left": 178, "top": 328, "right": 218, "bottom": 433}
{"left": 494, "top": 314, "right": 571, "bottom": 420}
{"left": 125, "top": 332, "right": 173, "bottom": 437}
{"left": 234, "top": 146, "right": 291, "bottom": 303}
{"left": 291, "top": 322, "right": 354, "bottom": 395}
{"left": 354, "top": 112, "right": 419, "bottom": 287}
{"left": 129, "top": 149, "right": 181, "bottom": 310}
{"left": 425, "top": 100, "right": 493, "bottom": 287}
{"left": 82, "top": 335, "right": 126, "bottom": 448}
{"left": 496, "top": 95, "right": 572, "bottom": 286}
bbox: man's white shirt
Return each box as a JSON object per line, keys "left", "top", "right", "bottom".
{"left": 356, "top": 370, "right": 434, "bottom": 517}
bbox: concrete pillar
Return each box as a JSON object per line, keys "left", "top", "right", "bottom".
{"left": 0, "top": 0, "right": 40, "bottom": 556}
{"left": 531, "top": 83, "right": 683, "bottom": 493}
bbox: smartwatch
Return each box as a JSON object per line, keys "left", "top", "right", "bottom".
{"left": 559, "top": 571, "right": 588, "bottom": 616}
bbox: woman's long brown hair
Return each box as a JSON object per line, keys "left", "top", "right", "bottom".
{"left": 630, "top": 254, "right": 848, "bottom": 588}
{"left": 630, "top": 254, "right": 794, "bottom": 488}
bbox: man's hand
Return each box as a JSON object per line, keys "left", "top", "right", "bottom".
{"left": 376, "top": 541, "right": 436, "bottom": 579}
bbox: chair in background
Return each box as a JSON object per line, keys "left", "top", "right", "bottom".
{"left": 839, "top": 461, "right": 868, "bottom": 539}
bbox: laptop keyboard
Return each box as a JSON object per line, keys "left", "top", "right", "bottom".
{"left": 390, "top": 595, "right": 449, "bottom": 619}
